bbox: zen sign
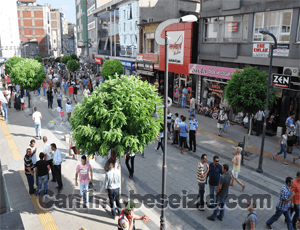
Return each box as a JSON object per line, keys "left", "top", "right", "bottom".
{"left": 273, "top": 74, "right": 290, "bottom": 88}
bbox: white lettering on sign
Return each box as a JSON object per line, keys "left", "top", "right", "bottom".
{"left": 274, "top": 75, "right": 289, "bottom": 84}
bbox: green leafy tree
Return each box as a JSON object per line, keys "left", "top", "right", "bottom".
{"left": 55, "top": 57, "right": 61, "bottom": 62}
{"left": 62, "top": 55, "right": 71, "bottom": 64}
{"left": 70, "top": 75, "right": 163, "bottom": 157}
{"left": 224, "top": 66, "right": 278, "bottom": 149}
{"left": 67, "top": 59, "right": 80, "bottom": 73}
{"left": 10, "top": 59, "right": 46, "bottom": 91}
{"left": 4, "top": 56, "right": 24, "bottom": 74}
{"left": 70, "top": 54, "right": 79, "bottom": 61}
{"left": 34, "top": 56, "right": 42, "bottom": 63}
{"left": 101, "top": 59, "right": 124, "bottom": 80}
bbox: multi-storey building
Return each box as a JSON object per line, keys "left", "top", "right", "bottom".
{"left": 50, "top": 8, "right": 63, "bottom": 57}
{"left": 92, "top": 0, "right": 200, "bottom": 74}
{"left": 0, "top": 0, "right": 20, "bottom": 74}
{"left": 68, "top": 23, "right": 79, "bottom": 55}
{"left": 61, "top": 13, "right": 69, "bottom": 55}
{"left": 192, "top": 0, "right": 300, "bottom": 135}
{"left": 17, "top": 0, "right": 52, "bottom": 58}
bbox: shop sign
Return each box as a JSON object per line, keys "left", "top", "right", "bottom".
{"left": 0, "top": 57, "right": 6, "bottom": 63}
{"left": 154, "top": 64, "right": 159, "bottom": 69}
{"left": 189, "top": 64, "right": 241, "bottom": 80}
{"left": 88, "top": 21, "right": 95, "bottom": 30}
{"left": 137, "top": 63, "right": 154, "bottom": 71}
{"left": 136, "top": 53, "right": 159, "bottom": 63}
{"left": 87, "top": 4, "right": 95, "bottom": 17}
{"left": 120, "top": 60, "right": 135, "bottom": 70}
{"left": 228, "top": 22, "right": 238, "bottom": 32}
{"left": 272, "top": 74, "right": 290, "bottom": 88}
{"left": 209, "top": 83, "right": 226, "bottom": 95}
{"left": 274, "top": 44, "right": 290, "bottom": 57}
{"left": 167, "top": 31, "right": 184, "bottom": 64}
{"left": 137, "top": 70, "right": 154, "bottom": 76}
{"left": 94, "top": 57, "right": 102, "bottom": 64}
{"left": 290, "top": 76, "right": 300, "bottom": 91}
{"left": 253, "top": 43, "right": 269, "bottom": 58}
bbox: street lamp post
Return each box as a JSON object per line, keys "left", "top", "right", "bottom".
{"left": 256, "top": 28, "right": 277, "bottom": 173}
{"left": 152, "top": 15, "right": 198, "bottom": 229}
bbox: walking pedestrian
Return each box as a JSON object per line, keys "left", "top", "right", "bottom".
{"left": 273, "top": 129, "right": 289, "bottom": 165}
{"left": 295, "top": 119, "right": 300, "bottom": 149}
{"left": 125, "top": 150, "right": 135, "bottom": 179}
{"left": 189, "top": 94, "right": 196, "bottom": 120}
{"left": 46, "top": 87, "right": 53, "bottom": 109}
{"left": 66, "top": 99, "right": 72, "bottom": 122}
{"left": 75, "top": 155, "right": 93, "bottom": 206}
{"left": 290, "top": 172, "right": 300, "bottom": 229}
{"left": 24, "top": 148, "right": 36, "bottom": 195}
{"left": 118, "top": 201, "right": 150, "bottom": 230}
{"left": 105, "top": 161, "right": 121, "bottom": 219}
{"left": 1, "top": 101, "right": 7, "bottom": 121}
{"left": 73, "top": 83, "right": 79, "bottom": 103}
{"left": 43, "top": 136, "right": 55, "bottom": 182}
{"left": 177, "top": 85, "right": 183, "bottom": 107}
{"left": 68, "top": 84, "right": 73, "bottom": 103}
{"left": 286, "top": 112, "right": 296, "bottom": 132}
{"left": 63, "top": 80, "right": 68, "bottom": 98}
{"left": 171, "top": 113, "right": 180, "bottom": 145}
{"left": 20, "top": 95, "right": 25, "bottom": 110}
{"left": 104, "top": 150, "right": 119, "bottom": 172}
{"left": 83, "top": 86, "right": 90, "bottom": 97}
{"left": 155, "top": 127, "right": 164, "bottom": 154}
{"left": 243, "top": 201, "right": 257, "bottom": 230}
{"left": 167, "top": 109, "right": 172, "bottom": 138}
{"left": 182, "top": 85, "right": 188, "bottom": 108}
{"left": 178, "top": 116, "right": 189, "bottom": 154}
{"left": 266, "top": 177, "right": 295, "bottom": 230}
{"left": 56, "top": 90, "right": 62, "bottom": 108}
{"left": 189, "top": 114, "right": 198, "bottom": 152}
{"left": 42, "top": 81, "right": 47, "bottom": 96}
{"left": 207, "top": 164, "right": 231, "bottom": 221}
{"left": 32, "top": 107, "right": 42, "bottom": 139}
{"left": 254, "top": 110, "right": 265, "bottom": 136}
{"left": 207, "top": 156, "right": 223, "bottom": 208}
{"left": 50, "top": 143, "right": 63, "bottom": 192}
{"left": 197, "top": 154, "right": 209, "bottom": 211}
{"left": 217, "top": 111, "right": 227, "bottom": 137}
{"left": 35, "top": 152, "right": 50, "bottom": 196}
{"left": 230, "top": 147, "right": 245, "bottom": 191}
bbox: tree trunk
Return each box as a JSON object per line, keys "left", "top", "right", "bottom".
{"left": 245, "top": 114, "right": 252, "bottom": 151}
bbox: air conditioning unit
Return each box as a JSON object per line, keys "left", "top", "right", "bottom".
{"left": 283, "top": 67, "right": 299, "bottom": 76}
{"left": 147, "top": 17, "right": 154, "bottom": 23}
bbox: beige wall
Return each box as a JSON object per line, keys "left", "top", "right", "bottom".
{"left": 97, "top": 0, "right": 111, "bottom": 8}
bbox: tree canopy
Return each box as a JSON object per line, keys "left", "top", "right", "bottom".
{"left": 101, "top": 59, "right": 124, "bottom": 80}
{"left": 70, "top": 54, "right": 79, "bottom": 61}
{"left": 67, "top": 59, "right": 80, "bottom": 72}
{"left": 5, "top": 56, "right": 24, "bottom": 74}
{"left": 62, "top": 55, "right": 71, "bottom": 64}
{"left": 10, "top": 59, "right": 46, "bottom": 91}
{"left": 70, "top": 75, "right": 163, "bottom": 157}
{"left": 224, "top": 66, "right": 278, "bottom": 113}
{"left": 34, "top": 56, "right": 42, "bottom": 63}
{"left": 55, "top": 57, "right": 61, "bottom": 62}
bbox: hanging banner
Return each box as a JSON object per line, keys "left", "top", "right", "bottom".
{"left": 167, "top": 31, "right": 185, "bottom": 64}
{"left": 88, "top": 21, "right": 95, "bottom": 30}
{"left": 87, "top": 4, "right": 95, "bottom": 17}
{"left": 253, "top": 43, "right": 269, "bottom": 58}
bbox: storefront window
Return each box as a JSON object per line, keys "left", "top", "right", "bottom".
{"left": 204, "top": 15, "right": 249, "bottom": 42}
{"left": 98, "top": 13, "right": 111, "bottom": 55}
{"left": 253, "top": 10, "right": 292, "bottom": 43}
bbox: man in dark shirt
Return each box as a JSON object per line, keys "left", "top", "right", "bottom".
{"left": 208, "top": 156, "right": 223, "bottom": 208}
{"left": 24, "top": 148, "right": 35, "bottom": 195}
{"left": 207, "top": 164, "right": 231, "bottom": 221}
{"left": 73, "top": 83, "right": 78, "bottom": 103}
{"left": 35, "top": 152, "right": 50, "bottom": 195}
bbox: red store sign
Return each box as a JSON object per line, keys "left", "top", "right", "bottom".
{"left": 136, "top": 53, "right": 159, "bottom": 63}
{"left": 94, "top": 57, "right": 102, "bottom": 64}
{"left": 228, "top": 22, "right": 238, "bottom": 32}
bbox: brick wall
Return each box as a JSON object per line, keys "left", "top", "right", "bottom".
{"left": 23, "top": 11, "right": 32, "bottom": 18}
{"left": 24, "top": 28, "right": 33, "bottom": 35}
{"left": 35, "top": 29, "right": 44, "bottom": 35}
{"left": 39, "top": 45, "right": 45, "bottom": 51}
{"left": 23, "top": 20, "right": 32, "bottom": 27}
{"left": 34, "top": 11, "right": 43, "bottom": 18}
{"left": 51, "top": 21, "right": 57, "bottom": 28}
{"left": 18, "top": 20, "right": 21, "bottom": 27}
{"left": 35, "top": 20, "right": 43, "bottom": 27}
{"left": 36, "top": 37, "right": 45, "bottom": 43}
{"left": 51, "top": 12, "right": 56, "bottom": 20}
{"left": 18, "top": 11, "right": 20, "bottom": 17}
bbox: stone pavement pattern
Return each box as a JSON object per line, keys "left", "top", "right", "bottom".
{"left": 1, "top": 86, "right": 299, "bottom": 230}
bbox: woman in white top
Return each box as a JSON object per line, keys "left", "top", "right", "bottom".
{"left": 217, "top": 111, "right": 227, "bottom": 137}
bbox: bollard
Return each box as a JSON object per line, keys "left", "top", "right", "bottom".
{"left": 238, "top": 136, "right": 246, "bottom": 166}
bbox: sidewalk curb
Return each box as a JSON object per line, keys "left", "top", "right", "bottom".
{"left": 198, "top": 128, "right": 300, "bottom": 168}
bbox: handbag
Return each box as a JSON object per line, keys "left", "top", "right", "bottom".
{"left": 218, "top": 119, "right": 225, "bottom": 124}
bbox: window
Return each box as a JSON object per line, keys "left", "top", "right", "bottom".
{"left": 144, "top": 33, "right": 157, "bottom": 53}
{"left": 297, "top": 15, "right": 300, "bottom": 42}
{"left": 253, "top": 10, "right": 292, "bottom": 43}
{"left": 204, "top": 15, "right": 249, "bottom": 42}
{"left": 47, "top": 12, "right": 50, "bottom": 24}
{"left": 54, "top": 39, "right": 56, "bottom": 44}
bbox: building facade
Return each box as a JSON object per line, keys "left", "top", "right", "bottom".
{"left": 92, "top": 0, "right": 200, "bottom": 75}
{"left": 17, "top": 0, "right": 52, "bottom": 58}
{"left": 68, "top": 23, "right": 78, "bottom": 55}
{"left": 50, "top": 9, "right": 62, "bottom": 57}
{"left": 195, "top": 0, "right": 300, "bottom": 134}
{"left": 0, "top": 0, "right": 21, "bottom": 74}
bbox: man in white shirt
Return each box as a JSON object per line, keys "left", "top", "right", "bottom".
{"left": 43, "top": 136, "right": 55, "bottom": 182}
{"left": 83, "top": 86, "right": 91, "bottom": 97}
{"left": 51, "top": 143, "right": 63, "bottom": 192}
{"left": 32, "top": 107, "right": 42, "bottom": 139}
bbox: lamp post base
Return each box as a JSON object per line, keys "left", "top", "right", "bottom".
{"left": 256, "top": 168, "right": 263, "bottom": 173}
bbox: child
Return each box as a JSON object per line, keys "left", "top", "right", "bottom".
{"left": 20, "top": 95, "right": 25, "bottom": 110}
{"left": 273, "top": 129, "right": 289, "bottom": 165}
{"left": 60, "top": 107, "right": 64, "bottom": 124}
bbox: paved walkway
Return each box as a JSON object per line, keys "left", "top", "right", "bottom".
{"left": 0, "top": 86, "right": 299, "bottom": 230}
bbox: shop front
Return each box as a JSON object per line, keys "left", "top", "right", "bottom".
{"left": 136, "top": 53, "right": 159, "bottom": 85}
{"left": 120, "top": 60, "right": 135, "bottom": 76}
{"left": 94, "top": 56, "right": 103, "bottom": 73}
